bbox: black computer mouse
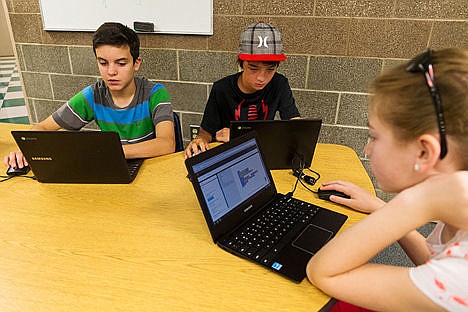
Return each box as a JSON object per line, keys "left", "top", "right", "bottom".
{"left": 317, "top": 188, "right": 350, "bottom": 201}
{"left": 6, "top": 165, "right": 31, "bottom": 176}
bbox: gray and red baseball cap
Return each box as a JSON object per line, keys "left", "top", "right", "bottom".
{"left": 238, "top": 21, "right": 286, "bottom": 62}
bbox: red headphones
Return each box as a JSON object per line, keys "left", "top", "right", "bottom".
{"left": 234, "top": 99, "right": 268, "bottom": 120}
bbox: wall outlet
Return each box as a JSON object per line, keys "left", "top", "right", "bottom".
{"left": 190, "top": 125, "right": 200, "bottom": 140}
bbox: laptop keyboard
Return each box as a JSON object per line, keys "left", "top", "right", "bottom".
{"left": 222, "top": 196, "right": 320, "bottom": 265}
{"left": 126, "top": 158, "right": 144, "bottom": 180}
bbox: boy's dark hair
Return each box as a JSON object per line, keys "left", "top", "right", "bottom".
{"left": 92, "top": 22, "right": 140, "bottom": 63}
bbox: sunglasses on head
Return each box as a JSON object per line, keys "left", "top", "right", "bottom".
{"left": 406, "top": 49, "right": 447, "bottom": 159}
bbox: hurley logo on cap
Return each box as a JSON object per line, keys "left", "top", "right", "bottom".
{"left": 257, "top": 36, "right": 269, "bottom": 48}
{"left": 238, "top": 21, "right": 286, "bottom": 62}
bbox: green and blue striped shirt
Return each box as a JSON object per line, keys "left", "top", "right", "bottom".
{"left": 52, "top": 77, "right": 173, "bottom": 144}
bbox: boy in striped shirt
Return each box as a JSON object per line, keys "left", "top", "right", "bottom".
{"left": 5, "top": 22, "right": 175, "bottom": 170}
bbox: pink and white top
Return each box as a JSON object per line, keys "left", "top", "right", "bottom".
{"left": 409, "top": 222, "right": 468, "bottom": 311}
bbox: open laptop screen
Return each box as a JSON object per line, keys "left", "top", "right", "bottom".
{"left": 191, "top": 137, "right": 271, "bottom": 224}
{"left": 229, "top": 119, "right": 322, "bottom": 170}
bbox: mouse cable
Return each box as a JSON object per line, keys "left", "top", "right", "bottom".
{"left": 286, "top": 160, "right": 304, "bottom": 197}
{"left": 286, "top": 173, "right": 301, "bottom": 197}
{"left": 0, "top": 175, "right": 37, "bottom": 182}
{"left": 292, "top": 167, "right": 321, "bottom": 186}
{"left": 296, "top": 173, "right": 319, "bottom": 194}
{"left": 287, "top": 154, "right": 306, "bottom": 197}
{"left": 286, "top": 162, "right": 321, "bottom": 197}
{"left": 298, "top": 167, "right": 321, "bottom": 193}
{"left": 0, "top": 175, "right": 14, "bottom": 182}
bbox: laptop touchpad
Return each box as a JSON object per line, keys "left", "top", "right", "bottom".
{"left": 292, "top": 224, "right": 333, "bottom": 255}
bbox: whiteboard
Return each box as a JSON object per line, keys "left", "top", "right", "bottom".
{"left": 39, "top": 0, "right": 213, "bottom": 35}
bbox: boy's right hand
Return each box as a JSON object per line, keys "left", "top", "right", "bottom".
{"left": 184, "top": 137, "right": 210, "bottom": 159}
{"left": 4, "top": 151, "right": 28, "bottom": 169}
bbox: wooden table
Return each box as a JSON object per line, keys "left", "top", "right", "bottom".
{"left": 0, "top": 122, "right": 374, "bottom": 311}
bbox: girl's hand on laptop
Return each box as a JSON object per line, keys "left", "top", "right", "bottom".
{"left": 320, "top": 180, "right": 385, "bottom": 214}
{"left": 3, "top": 151, "right": 28, "bottom": 169}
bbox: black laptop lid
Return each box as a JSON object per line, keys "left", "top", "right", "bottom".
{"left": 11, "top": 130, "right": 132, "bottom": 183}
{"left": 185, "top": 132, "right": 277, "bottom": 242}
{"left": 230, "top": 119, "right": 322, "bottom": 170}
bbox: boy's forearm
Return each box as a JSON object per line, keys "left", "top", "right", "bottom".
{"left": 123, "top": 137, "right": 175, "bottom": 159}
{"left": 31, "top": 116, "right": 62, "bottom": 131}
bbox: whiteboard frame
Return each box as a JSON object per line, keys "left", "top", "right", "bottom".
{"left": 39, "top": 0, "right": 213, "bottom": 35}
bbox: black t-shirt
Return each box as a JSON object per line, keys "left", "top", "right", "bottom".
{"left": 200, "top": 72, "right": 300, "bottom": 137}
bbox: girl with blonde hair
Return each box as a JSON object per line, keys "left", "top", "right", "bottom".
{"left": 308, "top": 48, "right": 468, "bottom": 311}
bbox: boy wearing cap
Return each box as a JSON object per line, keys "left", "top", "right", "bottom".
{"left": 184, "top": 21, "right": 300, "bottom": 158}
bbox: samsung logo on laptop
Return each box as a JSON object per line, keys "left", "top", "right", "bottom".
{"left": 31, "top": 156, "right": 53, "bottom": 161}
{"left": 243, "top": 204, "right": 253, "bottom": 213}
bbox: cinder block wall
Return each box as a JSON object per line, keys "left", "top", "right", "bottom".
{"left": 5, "top": 0, "right": 468, "bottom": 198}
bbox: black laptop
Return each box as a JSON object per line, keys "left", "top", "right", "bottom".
{"left": 11, "top": 130, "right": 143, "bottom": 184}
{"left": 185, "top": 132, "right": 347, "bottom": 282}
{"left": 230, "top": 119, "right": 322, "bottom": 170}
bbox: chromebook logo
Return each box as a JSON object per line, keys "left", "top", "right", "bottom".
{"left": 20, "top": 136, "right": 37, "bottom": 141}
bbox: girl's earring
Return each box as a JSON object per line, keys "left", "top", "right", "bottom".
{"left": 414, "top": 163, "right": 421, "bottom": 171}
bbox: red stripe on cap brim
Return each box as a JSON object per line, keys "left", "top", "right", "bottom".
{"left": 238, "top": 54, "right": 287, "bottom": 61}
